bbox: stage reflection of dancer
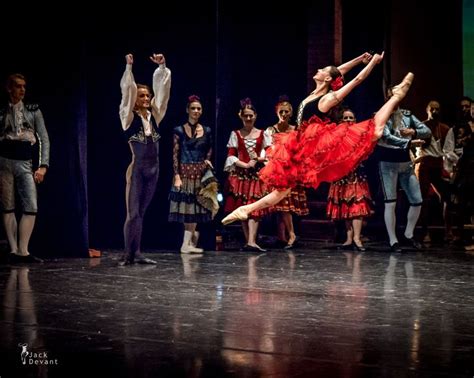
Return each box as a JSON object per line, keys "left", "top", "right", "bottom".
{"left": 223, "top": 52, "right": 415, "bottom": 225}
{"left": 265, "top": 96, "right": 309, "bottom": 249}
{"left": 2, "top": 267, "right": 50, "bottom": 375}
{"left": 119, "top": 53, "right": 171, "bottom": 265}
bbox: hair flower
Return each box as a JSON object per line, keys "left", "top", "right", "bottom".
{"left": 330, "top": 76, "right": 344, "bottom": 91}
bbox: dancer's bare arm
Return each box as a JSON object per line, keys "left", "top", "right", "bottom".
{"left": 319, "top": 52, "right": 384, "bottom": 113}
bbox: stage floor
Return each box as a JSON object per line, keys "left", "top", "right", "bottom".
{"left": 1, "top": 241, "right": 474, "bottom": 377}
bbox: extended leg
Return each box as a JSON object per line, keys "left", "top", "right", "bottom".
{"left": 222, "top": 189, "right": 291, "bottom": 225}
{"left": 373, "top": 73, "right": 414, "bottom": 140}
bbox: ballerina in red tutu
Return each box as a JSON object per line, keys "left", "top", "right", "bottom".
{"left": 222, "top": 51, "right": 415, "bottom": 225}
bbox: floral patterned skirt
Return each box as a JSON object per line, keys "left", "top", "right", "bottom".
{"left": 169, "top": 162, "right": 213, "bottom": 223}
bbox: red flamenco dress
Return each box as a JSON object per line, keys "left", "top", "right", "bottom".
{"left": 259, "top": 96, "right": 377, "bottom": 190}
{"left": 326, "top": 165, "right": 374, "bottom": 220}
{"left": 224, "top": 129, "right": 272, "bottom": 219}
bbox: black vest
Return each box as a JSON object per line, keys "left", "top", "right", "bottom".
{"left": 124, "top": 112, "right": 160, "bottom": 143}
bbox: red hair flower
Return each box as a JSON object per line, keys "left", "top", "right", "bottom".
{"left": 330, "top": 76, "right": 344, "bottom": 91}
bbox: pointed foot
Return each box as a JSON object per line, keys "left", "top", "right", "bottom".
{"left": 222, "top": 206, "right": 249, "bottom": 225}
{"left": 391, "top": 72, "right": 414, "bottom": 101}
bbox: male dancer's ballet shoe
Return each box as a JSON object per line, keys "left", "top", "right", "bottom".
{"left": 9, "top": 253, "right": 44, "bottom": 263}
{"left": 391, "top": 72, "right": 414, "bottom": 101}
{"left": 135, "top": 256, "right": 158, "bottom": 264}
{"left": 222, "top": 206, "right": 249, "bottom": 225}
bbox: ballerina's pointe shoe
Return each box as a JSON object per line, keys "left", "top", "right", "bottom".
{"left": 391, "top": 72, "right": 414, "bottom": 101}
{"left": 222, "top": 207, "right": 249, "bottom": 225}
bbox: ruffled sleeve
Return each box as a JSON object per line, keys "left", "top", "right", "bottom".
{"left": 119, "top": 64, "right": 137, "bottom": 131}
{"left": 151, "top": 64, "right": 171, "bottom": 125}
{"left": 224, "top": 131, "right": 239, "bottom": 172}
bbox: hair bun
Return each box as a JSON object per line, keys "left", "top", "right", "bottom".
{"left": 240, "top": 97, "right": 253, "bottom": 108}
{"left": 188, "top": 95, "right": 201, "bottom": 103}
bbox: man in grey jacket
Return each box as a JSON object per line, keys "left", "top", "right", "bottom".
{"left": 378, "top": 86, "right": 431, "bottom": 252}
{"left": 0, "top": 73, "right": 49, "bottom": 263}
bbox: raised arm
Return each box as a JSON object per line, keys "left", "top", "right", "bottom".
{"left": 319, "top": 52, "right": 384, "bottom": 113}
{"left": 150, "top": 53, "right": 171, "bottom": 125}
{"left": 119, "top": 54, "right": 137, "bottom": 131}
{"left": 337, "top": 52, "right": 372, "bottom": 76}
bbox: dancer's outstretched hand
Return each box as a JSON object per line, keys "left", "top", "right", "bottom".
{"left": 372, "top": 51, "right": 384, "bottom": 64}
{"left": 362, "top": 52, "right": 372, "bottom": 64}
{"left": 150, "top": 53, "right": 165, "bottom": 65}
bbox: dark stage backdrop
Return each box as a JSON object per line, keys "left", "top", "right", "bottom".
{"left": 0, "top": 0, "right": 464, "bottom": 257}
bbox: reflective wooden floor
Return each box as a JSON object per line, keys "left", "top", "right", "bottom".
{"left": 1, "top": 241, "right": 474, "bottom": 377}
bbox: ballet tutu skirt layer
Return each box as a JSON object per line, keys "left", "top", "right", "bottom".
{"left": 259, "top": 116, "right": 377, "bottom": 189}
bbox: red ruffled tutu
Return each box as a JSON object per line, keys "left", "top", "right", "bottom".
{"left": 259, "top": 116, "right": 377, "bottom": 189}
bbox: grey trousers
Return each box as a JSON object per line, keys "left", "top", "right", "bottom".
{"left": 0, "top": 156, "right": 37, "bottom": 214}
